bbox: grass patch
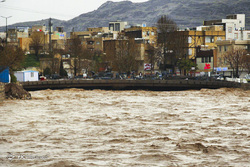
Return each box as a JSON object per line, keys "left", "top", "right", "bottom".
{"left": 22, "top": 54, "right": 40, "bottom": 68}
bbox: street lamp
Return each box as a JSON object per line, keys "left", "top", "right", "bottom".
{"left": 1, "top": 16, "right": 12, "bottom": 45}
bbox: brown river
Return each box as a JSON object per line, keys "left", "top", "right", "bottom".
{"left": 0, "top": 88, "right": 249, "bottom": 167}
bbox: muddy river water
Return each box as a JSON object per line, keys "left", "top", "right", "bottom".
{"left": 0, "top": 88, "right": 249, "bottom": 167}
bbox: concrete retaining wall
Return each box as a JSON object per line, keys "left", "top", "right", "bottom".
{"left": 0, "top": 82, "right": 5, "bottom": 101}
{"left": 241, "top": 83, "right": 250, "bottom": 90}
{"left": 20, "top": 80, "right": 243, "bottom": 91}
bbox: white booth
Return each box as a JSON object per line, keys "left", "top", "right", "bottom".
{"left": 14, "top": 70, "right": 39, "bottom": 82}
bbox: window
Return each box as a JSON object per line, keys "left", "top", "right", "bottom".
{"left": 109, "top": 24, "right": 114, "bottom": 31}
{"left": 248, "top": 33, "right": 250, "bottom": 39}
{"left": 205, "top": 37, "right": 211, "bottom": 43}
{"left": 205, "top": 36, "right": 214, "bottom": 43}
{"left": 211, "top": 37, "right": 214, "bottom": 43}
{"left": 151, "top": 31, "right": 155, "bottom": 36}
{"left": 188, "top": 37, "right": 192, "bottom": 43}
{"left": 234, "top": 33, "right": 238, "bottom": 39}
{"left": 202, "top": 57, "right": 211, "bottom": 63}
{"left": 205, "top": 57, "right": 209, "bottom": 63}
{"left": 224, "top": 46, "right": 227, "bottom": 52}
{"left": 31, "top": 72, "right": 34, "bottom": 77}
{"left": 188, "top": 49, "right": 192, "bottom": 56}
{"left": 115, "top": 23, "right": 120, "bottom": 31}
{"left": 219, "top": 46, "right": 222, "bottom": 52}
{"left": 228, "top": 27, "right": 232, "bottom": 33}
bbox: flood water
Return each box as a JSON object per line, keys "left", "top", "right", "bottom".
{"left": 0, "top": 88, "right": 249, "bottom": 167}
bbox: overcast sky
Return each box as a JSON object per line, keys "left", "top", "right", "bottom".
{"left": 0, "top": 0, "right": 148, "bottom": 27}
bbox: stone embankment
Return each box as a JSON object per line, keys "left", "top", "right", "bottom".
{"left": 0, "top": 82, "right": 5, "bottom": 102}
{"left": 241, "top": 83, "right": 250, "bottom": 90}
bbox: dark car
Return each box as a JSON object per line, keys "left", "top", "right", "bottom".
{"left": 51, "top": 74, "right": 61, "bottom": 79}
{"left": 100, "top": 72, "right": 113, "bottom": 80}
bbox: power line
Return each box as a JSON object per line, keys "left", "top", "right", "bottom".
{"left": 0, "top": 4, "right": 76, "bottom": 18}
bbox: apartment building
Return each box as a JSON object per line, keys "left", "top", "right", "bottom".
{"left": 203, "top": 14, "right": 249, "bottom": 40}
{"left": 174, "top": 28, "right": 225, "bottom": 60}
{"left": 215, "top": 40, "right": 250, "bottom": 76}
{"left": 109, "top": 21, "right": 128, "bottom": 32}
{"left": 124, "top": 26, "right": 158, "bottom": 45}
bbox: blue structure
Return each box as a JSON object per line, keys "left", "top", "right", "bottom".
{"left": 0, "top": 66, "right": 10, "bottom": 83}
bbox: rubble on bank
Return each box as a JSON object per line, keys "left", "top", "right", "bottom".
{"left": 5, "top": 83, "right": 31, "bottom": 100}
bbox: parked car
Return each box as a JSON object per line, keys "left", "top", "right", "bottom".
{"left": 51, "top": 74, "right": 61, "bottom": 79}
{"left": 244, "top": 74, "right": 250, "bottom": 83}
{"left": 100, "top": 72, "right": 113, "bottom": 80}
{"left": 75, "top": 75, "right": 83, "bottom": 79}
{"left": 39, "top": 76, "right": 46, "bottom": 81}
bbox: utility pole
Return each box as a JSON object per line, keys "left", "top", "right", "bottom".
{"left": 1, "top": 16, "right": 12, "bottom": 45}
{"left": 49, "top": 18, "right": 53, "bottom": 53}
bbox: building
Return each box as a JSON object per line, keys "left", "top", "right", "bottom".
{"left": 14, "top": 70, "right": 39, "bottom": 82}
{"left": 215, "top": 40, "right": 250, "bottom": 77}
{"left": 109, "top": 21, "right": 128, "bottom": 32}
{"left": 7, "top": 27, "right": 29, "bottom": 47}
{"left": 87, "top": 27, "right": 109, "bottom": 33}
{"left": 103, "top": 38, "right": 153, "bottom": 73}
{"left": 183, "top": 29, "right": 226, "bottom": 59}
{"left": 203, "top": 14, "right": 248, "bottom": 40}
{"left": 39, "top": 57, "right": 60, "bottom": 75}
{"left": 19, "top": 25, "right": 67, "bottom": 54}
{"left": 195, "top": 48, "right": 214, "bottom": 74}
{"left": 124, "top": 26, "right": 158, "bottom": 45}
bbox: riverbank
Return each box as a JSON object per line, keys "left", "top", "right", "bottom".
{"left": 0, "top": 82, "right": 5, "bottom": 102}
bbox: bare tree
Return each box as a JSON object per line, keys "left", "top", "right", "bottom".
{"left": 242, "top": 52, "right": 250, "bottom": 74}
{"left": 66, "top": 35, "right": 93, "bottom": 76}
{"left": 223, "top": 47, "right": 247, "bottom": 78}
{"left": 66, "top": 35, "right": 83, "bottom": 76}
{"left": 157, "top": 15, "right": 178, "bottom": 71}
{"left": 145, "top": 44, "right": 158, "bottom": 75}
{"left": 0, "top": 45, "right": 25, "bottom": 73}
{"left": 113, "top": 37, "right": 140, "bottom": 73}
{"left": 91, "top": 49, "right": 103, "bottom": 72}
{"left": 30, "top": 31, "right": 44, "bottom": 60}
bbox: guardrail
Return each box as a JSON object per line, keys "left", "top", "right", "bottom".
{"left": 20, "top": 79, "right": 242, "bottom": 91}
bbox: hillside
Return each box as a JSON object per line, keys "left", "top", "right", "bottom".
{"left": 1, "top": 0, "right": 250, "bottom": 32}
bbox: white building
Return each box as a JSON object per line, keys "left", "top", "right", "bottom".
{"left": 109, "top": 21, "right": 128, "bottom": 32}
{"left": 14, "top": 71, "right": 39, "bottom": 82}
{"left": 204, "top": 14, "right": 250, "bottom": 40}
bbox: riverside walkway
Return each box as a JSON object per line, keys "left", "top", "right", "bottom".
{"left": 20, "top": 79, "right": 243, "bottom": 91}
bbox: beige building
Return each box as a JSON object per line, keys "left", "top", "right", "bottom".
{"left": 109, "top": 21, "right": 128, "bottom": 32}
{"left": 215, "top": 40, "right": 250, "bottom": 76}
{"left": 18, "top": 26, "right": 67, "bottom": 54}
{"left": 124, "top": 26, "right": 158, "bottom": 45}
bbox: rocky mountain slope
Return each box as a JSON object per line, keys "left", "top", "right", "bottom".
{"left": 1, "top": 0, "right": 250, "bottom": 32}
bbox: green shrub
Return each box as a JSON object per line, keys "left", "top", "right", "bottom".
{"left": 10, "top": 74, "right": 17, "bottom": 83}
{"left": 43, "top": 67, "right": 51, "bottom": 76}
